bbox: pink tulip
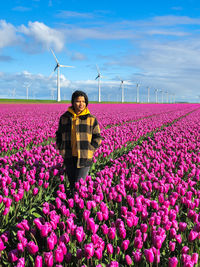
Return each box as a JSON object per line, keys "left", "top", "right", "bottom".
{"left": 125, "top": 254, "right": 133, "bottom": 265}
{"left": 84, "top": 243, "right": 94, "bottom": 259}
{"left": 134, "top": 237, "right": 143, "bottom": 249}
{"left": 76, "top": 226, "right": 85, "bottom": 243}
{"left": 169, "top": 241, "right": 176, "bottom": 252}
{"left": 44, "top": 252, "right": 54, "bottom": 267}
{"left": 140, "top": 223, "right": 148, "bottom": 233}
{"left": 107, "top": 243, "right": 113, "bottom": 255}
{"left": 182, "top": 246, "right": 189, "bottom": 254}
{"left": 121, "top": 240, "right": 130, "bottom": 251}
{"left": 55, "top": 246, "right": 64, "bottom": 263}
{"left": 132, "top": 249, "right": 142, "bottom": 263}
{"left": 8, "top": 249, "right": 18, "bottom": 262}
{"left": 191, "top": 253, "right": 198, "bottom": 264}
{"left": 27, "top": 241, "right": 39, "bottom": 255}
{"left": 144, "top": 248, "right": 154, "bottom": 263}
{"left": 0, "top": 238, "right": 6, "bottom": 251}
{"left": 108, "top": 227, "right": 116, "bottom": 240}
{"left": 94, "top": 248, "right": 103, "bottom": 259}
{"left": 47, "top": 236, "right": 55, "bottom": 250}
{"left": 179, "top": 222, "right": 187, "bottom": 232}
{"left": 168, "top": 257, "right": 178, "bottom": 267}
{"left": 188, "top": 230, "right": 198, "bottom": 242}
{"left": 34, "top": 255, "right": 43, "bottom": 267}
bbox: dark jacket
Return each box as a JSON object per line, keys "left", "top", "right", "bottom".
{"left": 56, "top": 110, "right": 102, "bottom": 168}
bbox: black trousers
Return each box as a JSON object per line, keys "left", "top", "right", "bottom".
{"left": 64, "top": 157, "right": 90, "bottom": 190}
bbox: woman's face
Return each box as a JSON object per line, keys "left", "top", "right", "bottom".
{"left": 73, "top": 96, "right": 86, "bottom": 114}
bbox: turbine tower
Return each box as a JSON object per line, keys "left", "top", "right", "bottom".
{"left": 155, "top": 89, "right": 158, "bottom": 103}
{"left": 23, "top": 83, "right": 32, "bottom": 100}
{"left": 50, "top": 48, "right": 74, "bottom": 102}
{"left": 119, "top": 77, "right": 130, "bottom": 103}
{"left": 160, "top": 90, "right": 164, "bottom": 103}
{"left": 95, "top": 64, "right": 102, "bottom": 102}
{"left": 120, "top": 79, "right": 125, "bottom": 103}
{"left": 136, "top": 83, "right": 140, "bottom": 103}
{"left": 147, "top": 87, "right": 150, "bottom": 103}
{"left": 165, "top": 91, "right": 169, "bottom": 103}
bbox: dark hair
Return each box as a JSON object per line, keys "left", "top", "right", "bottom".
{"left": 71, "top": 90, "right": 88, "bottom": 106}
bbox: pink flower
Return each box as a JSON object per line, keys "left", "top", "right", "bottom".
{"left": 168, "top": 257, "right": 178, "bottom": 267}
{"left": 191, "top": 253, "right": 198, "bottom": 264}
{"left": 134, "top": 237, "right": 143, "bottom": 249}
{"left": 35, "top": 255, "right": 43, "bottom": 267}
{"left": 132, "top": 249, "right": 142, "bottom": 263}
{"left": 169, "top": 241, "right": 176, "bottom": 252}
{"left": 125, "top": 254, "right": 133, "bottom": 265}
{"left": 144, "top": 248, "right": 154, "bottom": 263}
{"left": 121, "top": 240, "right": 130, "bottom": 251}
{"left": 16, "top": 257, "right": 25, "bottom": 267}
{"left": 140, "top": 223, "right": 148, "bottom": 233}
{"left": 27, "top": 241, "right": 39, "bottom": 255}
{"left": 83, "top": 210, "right": 90, "bottom": 221}
{"left": 94, "top": 248, "right": 103, "bottom": 260}
{"left": 153, "top": 235, "right": 163, "bottom": 249}
{"left": 107, "top": 243, "right": 113, "bottom": 255}
{"left": 108, "top": 227, "right": 116, "bottom": 240}
{"left": 47, "top": 236, "right": 55, "bottom": 250}
{"left": 0, "top": 238, "right": 6, "bottom": 251}
{"left": 44, "top": 252, "right": 54, "bottom": 267}
{"left": 40, "top": 223, "right": 52, "bottom": 237}
{"left": 84, "top": 243, "right": 94, "bottom": 259}
{"left": 108, "top": 261, "right": 119, "bottom": 267}
{"left": 179, "top": 222, "right": 187, "bottom": 232}
{"left": 34, "top": 218, "right": 43, "bottom": 230}
{"left": 68, "top": 198, "right": 74, "bottom": 208}
{"left": 101, "top": 224, "right": 108, "bottom": 235}
{"left": 188, "top": 230, "right": 198, "bottom": 242}
{"left": 55, "top": 246, "right": 64, "bottom": 263}
{"left": 33, "top": 187, "right": 39, "bottom": 196}
{"left": 17, "top": 243, "right": 24, "bottom": 253}
{"left": 175, "top": 234, "right": 182, "bottom": 244}
{"left": 182, "top": 246, "right": 189, "bottom": 254}
{"left": 97, "top": 211, "right": 104, "bottom": 221}
{"left": 76, "top": 226, "right": 85, "bottom": 243}
{"left": 8, "top": 249, "right": 18, "bottom": 263}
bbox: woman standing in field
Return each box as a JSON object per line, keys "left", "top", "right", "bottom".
{"left": 56, "top": 90, "right": 102, "bottom": 191}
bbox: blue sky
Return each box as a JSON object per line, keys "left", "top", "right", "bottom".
{"left": 0, "top": 0, "right": 200, "bottom": 102}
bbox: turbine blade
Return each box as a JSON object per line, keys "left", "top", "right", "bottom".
{"left": 49, "top": 70, "right": 55, "bottom": 78}
{"left": 95, "top": 74, "right": 100, "bottom": 80}
{"left": 50, "top": 48, "right": 59, "bottom": 64}
{"left": 59, "top": 65, "right": 75, "bottom": 68}
{"left": 54, "top": 64, "right": 58, "bottom": 72}
{"left": 96, "top": 64, "right": 100, "bottom": 74}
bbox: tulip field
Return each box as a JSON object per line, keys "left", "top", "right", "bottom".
{"left": 0, "top": 103, "right": 200, "bottom": 267}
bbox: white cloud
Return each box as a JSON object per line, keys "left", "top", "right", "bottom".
{"left": 71, "top": 52, "right": 87, "bottom": 61}
{"left": 19, "top": 21, "right": 65, "bottom": 51}
{"left": 57, "top": 10, "right": 94, "bottom": 19}
{"left": 0, "top": 20, "right": 19, "bottom": 48}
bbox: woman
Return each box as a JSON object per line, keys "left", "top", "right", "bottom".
{"left": 56, "top": 90, "right": 102, "bottom": 191}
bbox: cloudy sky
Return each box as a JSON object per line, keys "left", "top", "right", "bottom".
{"left": 0, "top": 0, "right": 200, "bottom": 102}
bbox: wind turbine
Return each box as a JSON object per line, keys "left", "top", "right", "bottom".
{"left": 12, "top": 88, "right": 16, "bottom": 99}
{"left": 95, "top": 64, "right": 103, "bottom": 103}
{"left": 50, "top": 48, "right": 74, "bottom": 102}
{"left": 23, "top": 83, "right": 32, "bottom": 100}
{"left": 155, "top": 89, "right": 158, "bottom": 103}
{"left": 119, "top": 77, "right": 130, "bottom": 103}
